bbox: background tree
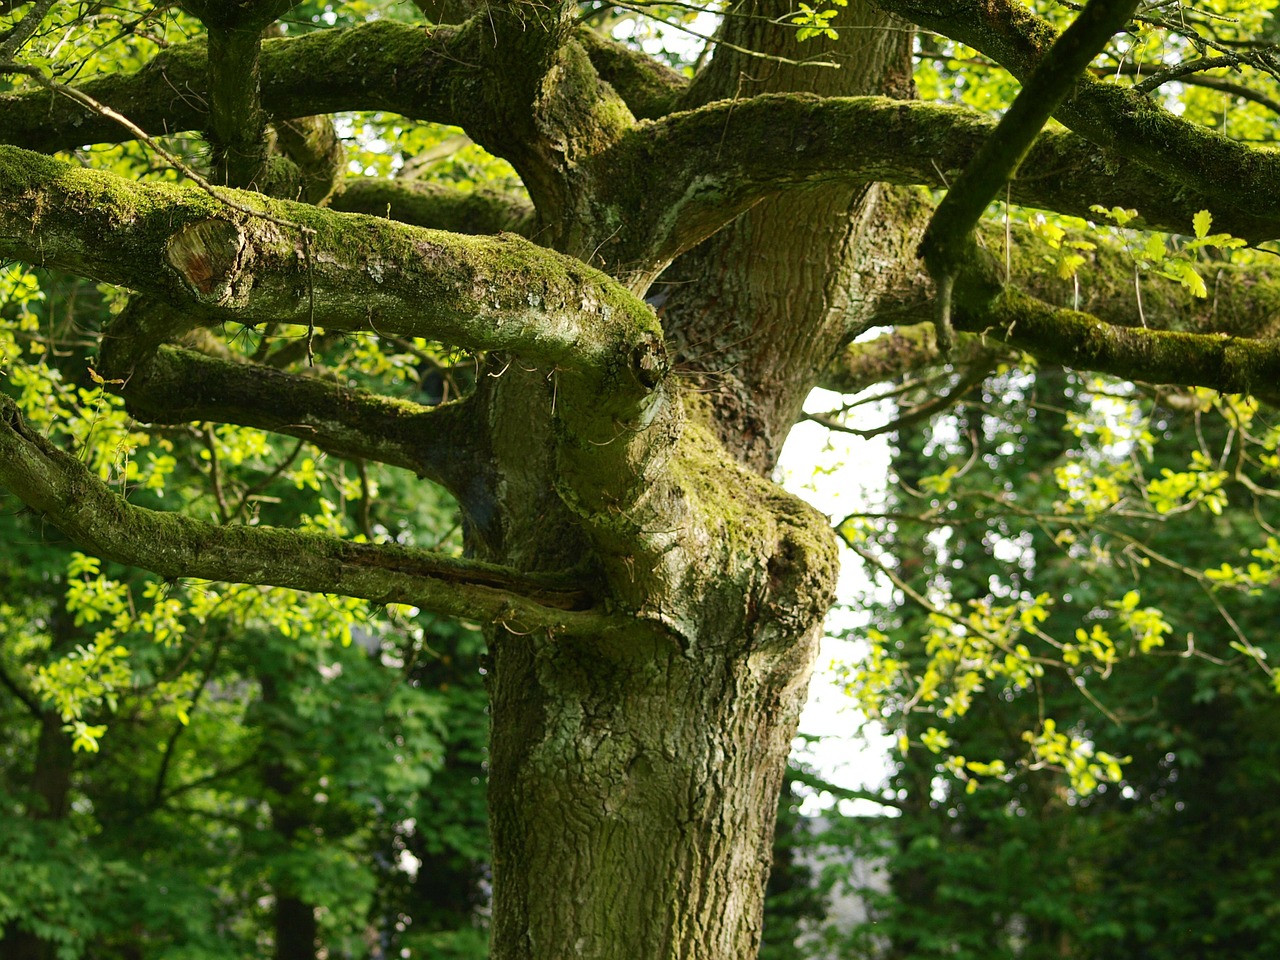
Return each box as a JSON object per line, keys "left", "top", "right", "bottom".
{"left": 3, "top": 0, "right": 1280, "bottom": 957}
{"left": 813, "top": 364, "right": 1280, "bottom": 958}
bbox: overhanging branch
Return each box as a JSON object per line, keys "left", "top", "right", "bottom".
{"left": 956, "top": 287, "right": 1280, "bottom": 404}
{"left": 919, "top": 0, "right": 1140, "bottom": 352}
{"left": 598, "top": 94, "right": 1280, "bottom": 278}
{"left": 330, "top": 178, "right": 533, "bottom": 235}
{"left": 116, "top": 344, "right": 481, "bottom": 492}
{"left": 875, "top": 0, "right": 1280, "bottom": 228}
{"left": 0, "top": 145, "right": 666, "bottom": 400}
{"left": 0, "top": 393, "right": 619, "bottom": 636}
{"left": 0, "top": 20, "right": 479, "bottom": 154}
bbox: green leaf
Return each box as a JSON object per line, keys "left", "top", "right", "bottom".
{"left": 1158, "top": 259, "right": 1208, "bottom": 298}
{"left": 1193, "top": 208, "right": 1212, "bottom": 239}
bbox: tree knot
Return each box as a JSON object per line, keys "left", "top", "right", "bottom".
{"left": 630, "top": 333, "right": 668, "bottom": 389}
{"left": 165, "top": 218, "right": 248, "bottom": 305}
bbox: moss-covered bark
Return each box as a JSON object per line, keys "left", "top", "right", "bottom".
{"left": 957, "top": 287, "right": 1280, "bottom": 403}
{"left": 0, "top": 393, "right": 619, "bottom": 632}
{"left": 0, "top": 20, "right": 477, "bottom": 153}
{"left": 0, "top": 145, "right": 663, "bottom": 398}
{"left": 876, "top": 0, "right": 1280, "bottom": 226}
{"left": 576, "top": 27, "right": 687, "bottom": 120}
{"left": 331, "top": 178, "right": 534, "bottom": 234}
{"left": 115, "top": 344, "right": 478, "bottom": 489}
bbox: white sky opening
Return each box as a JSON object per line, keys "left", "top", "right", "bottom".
{"left": 778, "top": 387, "right": 898, "bottom": 817}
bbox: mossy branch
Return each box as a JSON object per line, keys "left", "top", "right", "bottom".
{"left": 0, "top": 393, "right": 619, "bottom": 635}
{"left": 275, "top": 115, "right": 346, "bottom": 206}
{"left": 876, "top": 0, "right": 1280, "bottom": 226}
{"left": 113, "top": 345, "right": 482, "bottom": 493}
{"left": 0, "top": 20, "right": 479, "bottom": 154}
{"left": 576, "top": 27, "right": 687, "bottom": 120}
{"left": 920, "top": 0, "right": 1140, "bottom": 353}
{"left": 955, "top": 287, "right": 1280, "bottom": 404}
{"left": 181, "top": 0, "right": 299, "bottom": 189}
{"left": 331, "top": 178, "right": 534, "bottom": 235}
{"left": 598, "top": 94, "right": 1280, "bottom": 278}
{"left": 0, "top": 144, "right": 666, "bottom": 402}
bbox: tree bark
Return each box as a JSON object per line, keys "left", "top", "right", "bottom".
{"left": 478, "top": 6, "right": 901, "bottom": 955}
{"left": 7, "top": 2, "right": 1278, "bottom": 958}
{"left": 4, "top": 609, "right": 76, "bottom": 960}
{"left": 658, "top": 0, "right": 920, "bottom": 474}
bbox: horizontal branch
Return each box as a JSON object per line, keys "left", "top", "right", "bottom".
{"left": 956, "top": 286, "right": 1280, "bottom": 404}
{"left": 330, "top": 178, "right": 534, "bottom": 235}
{"left": 599, "top": 94, "right": 1280, "bottom": 278}
{"left": 821, "top": 214, "right": 1280, "bottom": 392}
{"left": 876, "top": 0, "right": 1280, "bottom": 229}
{"left": 819, "top": 322, "right": 1000, "bottom": 393}
{"left": 0, "top": 393, "right": 620, "bottom": 636}
{"left": 119, "top": 344, "right": 480, "bottom": 488}
{"left": 0, "top": 145, "right": 666, "bottom": 401}
{"left": 0, "top": 20, "right": 478, "bottom": 154}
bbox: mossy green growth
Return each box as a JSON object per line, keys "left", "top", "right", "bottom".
{"left": 668, "top": 394, "right": 833, "bottom": 571}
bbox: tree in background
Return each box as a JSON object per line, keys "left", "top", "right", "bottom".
{"left": 818, "top": 362, "right": 1280, "bottom": 958}
{"left": 4, "top": 0, "right": 1280, "bottom": 957}
{"left": 0, "top": 395, "right": 491, "bottom": 958}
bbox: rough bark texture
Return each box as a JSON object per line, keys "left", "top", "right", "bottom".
{"left": 656, "top": 0, "right": 922, "bottom": 473}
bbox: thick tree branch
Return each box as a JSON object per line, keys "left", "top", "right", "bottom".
{"left": 597, "top": 94, "right": 1280, "bottom": 280}
{"left": 200, "top": 29, "right": 270, "bottom": 187}
{"left": 820, "top": 215, "right": 1280, "bottom": 393}
{"left": 179, "top": 2, "right": 310, "bottom": 190}
{"left": 956, "top": 286, "right": 1280, "bottom": 404}
{"left": 576, "top": 27, "right": 687, "bottom": 120}
{"left": 920, "top": 0, "right": 1140, "bottom": 352}
{"left": 330, "top": 178, "right": 534, "bottom": 235}
{"left": 117, "top": 345, "right": 480, "bottom": 490}
{"left": 0, "top": 393, "right": 622, "bottom": 635}
{"left": 274, "top": 115, "right": 345, "bottom": 206}
{"left": 0, "top": 145, "right": 666, "bottom": 401}
{"left": 0, "top": 20, "right": 479, "bottom": 154}
{"left": 874, "top": 0, "right": 1280, "bottom": 226}
{"left": 819, "top": 322, "right": 1000, "bottom": 393}
{"left": 5, "top": 16, "right": 1275, "bottom": 266}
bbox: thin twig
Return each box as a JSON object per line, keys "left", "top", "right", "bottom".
{"left": 1, "top": 62, "right": 307, "bottom": 233}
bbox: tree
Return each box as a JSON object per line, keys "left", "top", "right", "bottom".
{"left": 3, "top": 0, "right": 1280, "bottom": 956}
{"left": 0, "top": 440, "right": 491, "bottom": 958}
{"left": 815, "top": 365, "right": 1280, "bottom": 958}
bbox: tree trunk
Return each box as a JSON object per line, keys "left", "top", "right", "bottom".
{"left": 260, "top": 676, "right": 319, "bottom": 960}
{"left": 661, "top": 1, "right": 920, "bottom": 473}
{"left": 5, "top": 604, "right": 76, "bottom": 960}
{"left": 488, "top": 615, "right": 823, "bottom": 957}
{"left": 480, "top": 9, "right": 916, "bottom": 957}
